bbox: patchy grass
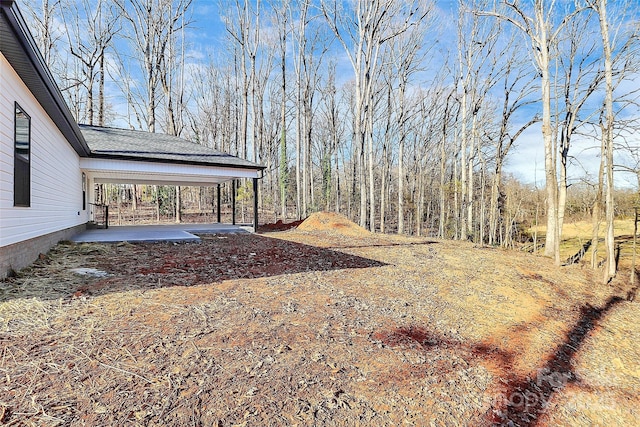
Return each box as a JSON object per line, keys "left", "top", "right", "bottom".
{"left": 0, "top": 221, "right": 638, "bottom": 426}
{"left": 529, "top": 219, "right": 638, "bottom": 270}
{"left": 530, "top": 218, "right": 636, "bottom": 239}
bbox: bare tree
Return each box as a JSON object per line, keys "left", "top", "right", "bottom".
{"left": 585, "top": 0, "right": 640, "bottom": 282}
{"left": 222, "top": 0, "right": 260, "bottom": 160}
{"left": 293, "top": 0, "right": 310, "bottom": 218}
{"left": 439, "top": 88, "right": 459, "bottom": 239}
{"left": 384, "top": 17, "right": 431, "bottom": 234}
{"left": 290, "top": 1, "right": 329, "bottom": 218}
{"left": 597, "top": 0, "right": 616, "bottom": 282}
{"left": 554, "top": 10, "right": 602, "bottom": 245}
{"left": 488, "top": 34, "right": 539, "bottom": 245}
{"left": 317, "top": 62, "right": 345, "bottom": 213}
{"left": 274, "top": 0, "right": 290, "bottom": 219}
{"left": 478, "top": 0, "right": 586, "bottom": 264}
{"left": 23, "top": 0, "right": 63, "bottom": 68}
{"left": 62, "top": 0, "right": 120, "bottom": 125}
{"left": 456, "top": 0, "right": 505, "bottom": 240}
{"left": 116, "top": 0, "right": 193, "bottom": 133}
{"left": 322, "top": 0, "right": 430, "bottom": 231}
{"left": 292, "top": 1, "right": 307, "bottom": 219}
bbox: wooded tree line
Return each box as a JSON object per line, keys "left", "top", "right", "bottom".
{"left": 24, "top": 0, "right": 640, "bottom": 279}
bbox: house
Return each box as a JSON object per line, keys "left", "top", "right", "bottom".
{"left": 0, "top": 0, "right": 264, "bottom": 279}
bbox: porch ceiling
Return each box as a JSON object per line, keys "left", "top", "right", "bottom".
{"left": 89, "top": 172, "right": 236, "bottom": 187}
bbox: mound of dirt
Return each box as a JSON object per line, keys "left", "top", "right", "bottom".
{"left": 297, "top": 211, "right": 371, "bottom": 236}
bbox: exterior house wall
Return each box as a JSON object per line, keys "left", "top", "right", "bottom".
{"left": 0, "top": 53, "right": 87, "bottom": 277}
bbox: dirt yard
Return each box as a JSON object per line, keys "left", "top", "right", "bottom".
{"left": 0, "top": 213, "right": 638, "bottom": 426}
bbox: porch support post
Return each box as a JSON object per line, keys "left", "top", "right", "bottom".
{"left": 253, "top": 177, "right": 259, "bottom": 232}
{"left": 231, "top": 180, "right": 236, "bottom": 225}
{"left": 216, "top": 184, "right": 221, "bottom": 223}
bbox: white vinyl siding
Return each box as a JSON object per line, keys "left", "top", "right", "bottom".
{"left": 0, "top": 56, "right": 12, "bottom": 215}
{"left": 0, "top": 53, "right": 88, "bottom": 247}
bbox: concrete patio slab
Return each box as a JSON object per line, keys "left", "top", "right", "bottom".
{"left": 70, "top": 223, "right": 253, "bottom": 244}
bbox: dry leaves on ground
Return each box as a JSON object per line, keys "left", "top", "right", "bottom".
{"left": 0, "top": 213, "right": 638, "bottom": 426}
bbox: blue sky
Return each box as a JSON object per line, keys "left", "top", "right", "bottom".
{"left": 26, "top": 0, "right": 639, "bottom": 188}
{"left": 111, "top": 0, "right": 638, "bottom": 188}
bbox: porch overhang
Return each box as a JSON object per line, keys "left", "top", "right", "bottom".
{"left": 78, "top": 124, "right": 265, "bottom": 231}
{"left": 80, "top": 157, "right": 261, "bottom": 187}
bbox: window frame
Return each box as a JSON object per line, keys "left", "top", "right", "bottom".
{"left": 82, "top": 172, "right": 86, "bottom": 211}
{"left": 13, "top": 102, "right": 31, "bottom": 207}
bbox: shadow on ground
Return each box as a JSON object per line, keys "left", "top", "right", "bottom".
{"left": 0, "top": 233, "right": 386, "bottom": 302}
{"left": 374, "top": 295, "right": 626, "bottom": 426}
{"left": 487, "top": 295, "right": 625, "bottom": 426}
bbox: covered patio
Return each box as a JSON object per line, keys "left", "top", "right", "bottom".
{"left": 77, "top": 124, "right": 265, "bottom": 238}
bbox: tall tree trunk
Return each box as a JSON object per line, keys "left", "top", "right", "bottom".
{"left": 279, "top": 9, "right": 287, "bottom": 220}
{"left": 417, "top": 163, "right": 425, "bottom": 236}
{"left": 467, "top": 111, "right": 478, "bottom": 240}
{"left": 380, "top": 143, "right": 387, "bottom": 233}
{"left": 453, "top": 134, "right": 459, "bottom": 239}
{"left": 305, "top": 107, "right": 312, "bottom": 213}
{"left": 397, "top": 77, "right": 409, "bottom": 235}
{"left": 358, "top": 117, "right": 366, "bottom": 228}
{"left": 489, "top": 157, "right": 502, "bottom": 246}
{"left": 439, "top": 93, "right": 453, "bottom": 239}
{"left": 398, "top": 133, "right": 405, "bottom": 234}
{"left": 439, "top": 134, "right": 447, "bottom": 239}
{"left": 367, "top": 101, "right": 375, "bottom": 232}
{"left": 87, "top": 67, "right": 94, "bottom": 125}
{"left": 459, "top": 89, "right": 468, "bottom": 240}
{"left": 596, "top": 0, "right": 616, "bottom": 282}
{"left": 302, "top": 110, "right": 308, "bottom": 215}
{"left": 296, "top": 87, "right": 302, "bottom": 218}
{"left": 540, "top": 37, "right": 560, "bottom": 264}
{"left": 147, "top": 61, "right": 156, "bottom": 133}
{"left": 479, "top": 159, "right": 486, "bottom": 244}
{"left": 334, "top": 149, "right": 341, "bottom": 213}
{"left": 99, "top": 52, "right": 105, "bottom": 126}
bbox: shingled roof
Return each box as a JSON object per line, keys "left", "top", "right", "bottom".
{"left": 2, "top": 0, "right": 262, "bottom": 173}
{"left": 79, "top": 124, "right": 264, "bottom": 170}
